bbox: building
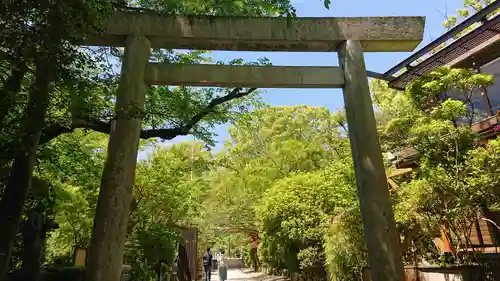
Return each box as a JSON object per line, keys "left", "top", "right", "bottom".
{"left": 386, "top": 0, "right": 500, "bottom": 138}
{"left": 382, "top": 1, "right": 500, "bottom": 253}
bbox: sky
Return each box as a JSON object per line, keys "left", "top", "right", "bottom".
{"left": 139, "top": 0, "right": 466, "bottom": 158}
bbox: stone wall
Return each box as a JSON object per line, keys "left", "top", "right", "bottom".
{"left": 7, "top": 265, "right": 131, "bottom": 281}
{"left": 362, "top": 264, "right": 500, "bottom": 281}
{"left": 225, "top": 258, "right": 244, "bottom": 269}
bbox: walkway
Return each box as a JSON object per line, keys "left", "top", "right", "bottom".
{"left": 211, "top": 269, "right": 286, "bottom": 281}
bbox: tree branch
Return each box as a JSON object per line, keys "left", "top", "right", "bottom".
{"left": 39, "top": 87, "right": 257, "bottom": 145}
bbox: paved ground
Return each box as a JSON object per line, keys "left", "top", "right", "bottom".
{"left": 210, "top": 269, "right": 287, "bottom": 281}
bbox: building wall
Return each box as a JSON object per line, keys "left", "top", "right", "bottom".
{"left": 446, "top": 56, "right": 500, "bottom": 125}
{"left": 362, "top": 265, "right": 500, "bottom": 281}
{"left": 481, "top": 57, "right": 500, "bottom": 113}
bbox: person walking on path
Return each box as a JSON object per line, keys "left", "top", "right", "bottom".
{"left": 217, "top": 250, "right": 228, "bottom": 281}
{"left": 203, "top": 247, "right": 213, "bottom": 281}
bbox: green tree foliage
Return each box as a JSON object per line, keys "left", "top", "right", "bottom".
{"left": 321, "top": 159, "right": 366, "bottom": 281}
{"left": 257, "top": 172, "right": 336, "bottom": 275}
{"left": 10, "top": 65, "right": 498, "bottom": 281}
{"left": 135, "top": 0, "right": 298, "bottom": 16}
{"left": 467, "top": 138, "right": 500, "bottom": 201}
{"left": 39, "top": 137, "right": 213, "bottom": 280}
{"left": 390, "top": 130, "right": 500, "bottom": 264}
{"left": 125, "top": 141, "right": 212, "bottom": 280}
{"left": 406, "top": 67, "right": 493, "bottom": 125}
{"left": 9, "top": 177, "right": 58, "bottom": 270}
{"left": 255, "top": 156, "right": 364, "bottom": 281}
{"left": 323, "top": 65, "right": 499, "bottom": 278}
{"left": 1, "top": 0, "right": 332, "bottom": 277}
{"left": 442, "top": 0, "right": 498, "bottom": 31}
{"left": 13, "top": 1, "right": 500, "bottom": 280}
{"left": 40, "top": 131, "right": 108, "bottom": 263}
{"left": 371, "top": 67, "right": 500, "bottom": 266}
{"left": 0, "top": 1, "right": 115, "bottom": 274}
{"left": 206, "top": 106, "right": 348, "bottom": 232}
{"left": 371, "top": 79, "right": 422, "bottom": 151}
{"left": 204, "top": 106, "right": 350, "bottom": 280}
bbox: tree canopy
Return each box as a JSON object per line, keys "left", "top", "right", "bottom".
{"left": 0, "top": 0, "right": 331, "bottom": 279}
{"left": 3, "top": 1, "right": 500, "bottom": 281}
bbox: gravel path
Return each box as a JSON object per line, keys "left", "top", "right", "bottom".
{"left": 211, "top": 269, "right": 287, "bottom": 281}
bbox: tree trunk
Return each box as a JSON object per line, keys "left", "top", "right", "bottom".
{"left": 0, "top": 34, "right": 28, "bottom": 128}
{"left": 0, "top": 66, "right": 26, "bottom": 125}
{"left": 0, "top": 66, "right": 27, "bottom": 169}
{"left": 84, "top": 36, "right": 150, "bottom": 281}
{"left": 0, "top": 55, "right": 55, "bottom": 280}
{"left": 21, "top": 212, "right": 44, "bottom": 281}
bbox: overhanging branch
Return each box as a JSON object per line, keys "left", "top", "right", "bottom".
{"left": 39, "top": 87, "right": 257, "bottom": 145}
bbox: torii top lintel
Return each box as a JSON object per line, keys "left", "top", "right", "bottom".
{"left": 84, "top": 11, "right": 425, "bottom": 52}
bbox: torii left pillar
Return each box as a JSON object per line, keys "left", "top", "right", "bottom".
{"left": 85, "top": 36, "right": 151, "bottom": 281}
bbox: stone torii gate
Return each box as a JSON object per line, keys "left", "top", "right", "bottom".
{"left": 83, "top": 11, "right": 424, "bottom": 281}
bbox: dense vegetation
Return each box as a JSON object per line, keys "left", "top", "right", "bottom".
{"left": 4, "top": 67, "right": 499, "bottom": 281}
{"left": 0, "top": 0, "right": 322, "bottom": 279}
{"left": 1, "top": 0, "right": 499, "bottom": 281}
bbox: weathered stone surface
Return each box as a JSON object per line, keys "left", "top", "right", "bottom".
{"left": 145, "top": 64, "right": 345, "bottom": 88}
{"left": 85, "top": 36, "right": 151, "bottom": 281}
{"left": 85, "top": 11, "right": 425, "bottom": 52}
{"left": 338, "top": 40, "right": 404, "bottom": 281}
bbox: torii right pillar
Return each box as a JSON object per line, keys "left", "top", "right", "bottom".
{"left": 338, "top": 40, "right": 404, "bottom": 281}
